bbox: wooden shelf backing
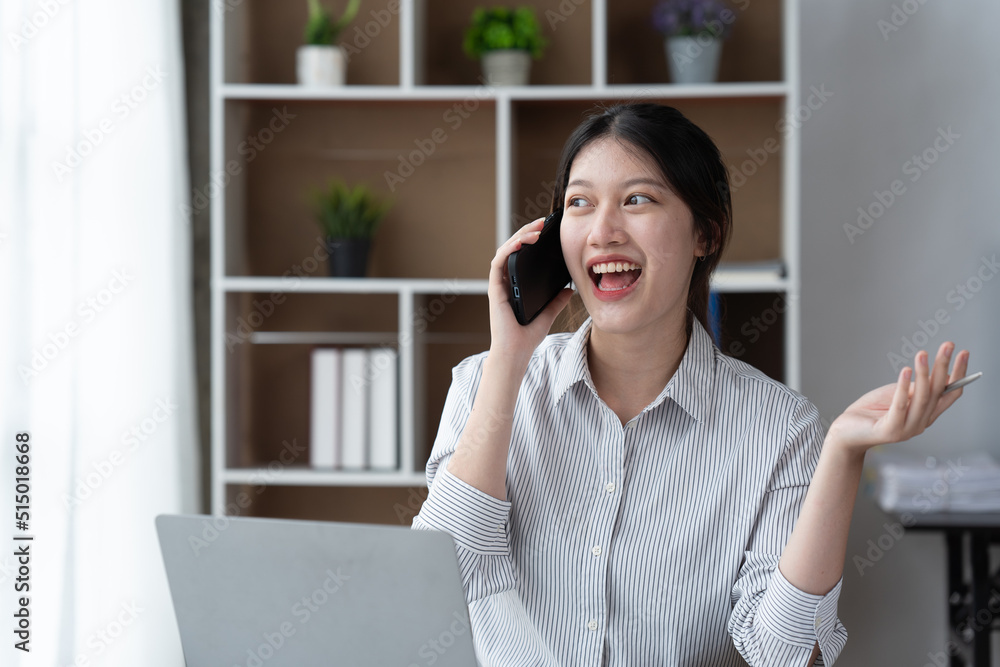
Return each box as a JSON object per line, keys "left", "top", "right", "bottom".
{"left": 223, "top": 484, "right": 429, "bottom": 526}
{"left": 606, "top": 0, "right": 783, "bottom": 85}
{"left": 224, "top": 0, "right": 400, "bottom": 85}
{"left": 226, "top": 291, "right": 399, "bottom": 336}
{"left": 221, "top": 0, "right": 782, "bottom": 87}
{"left": 420, "top": 0, "right": 591, "bottom": 86}
{"left": 224, "top": 99, "right": 497, "bottom": 279}
{"left": 714, "top": 291, "right": 787, "bottom": 380}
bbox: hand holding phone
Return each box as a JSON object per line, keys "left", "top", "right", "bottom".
{"left": 505, "top": 209, "right": 571, "bottom": 325}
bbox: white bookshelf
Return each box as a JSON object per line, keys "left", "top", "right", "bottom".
{"left": 210, "top": 0, "right": 801, "bottom": 520}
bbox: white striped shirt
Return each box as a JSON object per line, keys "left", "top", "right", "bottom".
{"left": 413, "top": 317, "right": 848, "bottom": 666}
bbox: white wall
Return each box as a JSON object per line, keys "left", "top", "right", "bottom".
{"left": 800, "top": 0, "right": 1000, "bottom": 664}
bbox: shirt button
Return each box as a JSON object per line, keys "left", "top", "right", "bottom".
{"left": 497, "top": 524, "right": 505, "bottom": 533}
{"left": 625, "top": 421, "right": 636, "bottom": 430}
{"left": 605, "top": 482, "right": 616, "bottom": 493}
{"left": 587, "top": 620, "right": 598, "bottom": 631}
{"left": 591, "top": 545, "right": 602, "bottom": 556}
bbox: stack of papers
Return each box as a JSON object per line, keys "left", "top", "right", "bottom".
{"left": 869, "top": 451, "right": 1000, "bottom": 513}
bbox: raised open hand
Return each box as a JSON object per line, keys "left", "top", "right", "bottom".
{"left": 826, "top": 342, "right": 972, "bottom": 454}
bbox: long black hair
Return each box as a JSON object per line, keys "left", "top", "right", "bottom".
{"left": 552, "top": 102, "right": 733, "bottom": 337}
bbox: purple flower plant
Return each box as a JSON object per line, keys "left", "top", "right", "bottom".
{"left": 652, "top": 0, "right": 736, "bottom": 39}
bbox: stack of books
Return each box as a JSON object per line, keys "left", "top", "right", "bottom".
{"left": 309, "top": 347, "right": 398, "bottom": 470}
{"left": 869, "top": 451, "right": 1000, "bottom": 514}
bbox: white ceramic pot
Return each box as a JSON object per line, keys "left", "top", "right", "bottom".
{"left": 665, "top": 36, "right": 722, "bottom": 84}
{"left": 297, "top": 45, "right": 346, "bottom": 86}
{"left": 481, "top": 49, "right": 532, "bottom": 86}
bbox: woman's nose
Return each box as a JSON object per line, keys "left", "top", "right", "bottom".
{"left": 587, "top": 205, "right": 627, "bottom": 246}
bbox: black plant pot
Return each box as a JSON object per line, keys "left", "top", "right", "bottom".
{"left": 325, "top": 237, "right": 371, "bottom": 277}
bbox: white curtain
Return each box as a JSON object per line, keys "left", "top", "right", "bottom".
{"left": 0, "top": 1, "right": 200, "bottom": 665}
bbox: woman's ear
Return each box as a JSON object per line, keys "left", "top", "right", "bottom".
{"left": 696, "top": 227, "right": 713, "bottom": 259}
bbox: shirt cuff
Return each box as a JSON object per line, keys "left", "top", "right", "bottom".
{"left": 756, "top": 566, "right": 847, "bottom": 661}
{"left": 414, "top": 463, "right": 512, "bottom": 556}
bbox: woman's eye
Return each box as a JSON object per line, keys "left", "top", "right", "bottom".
{"left": 567, "top": 196, "right": 589, "bottom": 207}
{"left": 626, "top": 194, "right": 653, "bottom": 205}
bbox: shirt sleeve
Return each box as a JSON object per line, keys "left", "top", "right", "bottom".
{"left": 728, "top": 397, "right": 849, "bottom": 666}
{"left": 411, "top": 354, "right": 560, "bottom": 667}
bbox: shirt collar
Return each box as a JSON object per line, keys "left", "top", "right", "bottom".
{"left": 553, "top": 315, "right": 716, "bottom": 424}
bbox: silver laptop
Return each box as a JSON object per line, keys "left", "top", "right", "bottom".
{"left": 155, "top": 514, "right": 477, "bottom": 666}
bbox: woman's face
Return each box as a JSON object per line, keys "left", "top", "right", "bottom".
{"left": 560, "top": 137, "right": 706, "bottom": 337}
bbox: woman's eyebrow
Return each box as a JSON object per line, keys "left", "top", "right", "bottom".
{"left": 566, "top": 177, "right": 666, "bottom": 190}
{"left": 621, "top": 177, "right": 667, "bottom": 190}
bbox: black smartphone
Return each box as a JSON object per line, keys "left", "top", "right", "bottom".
{"left": 506, "top": 209, "right": 571, "bottom": 325}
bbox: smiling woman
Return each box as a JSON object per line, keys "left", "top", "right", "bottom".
{"left": 412, "top": 102, "right": 972, "bottom": 667}
{"left": 555, "top": 104, "right": 732, "bottom": 341}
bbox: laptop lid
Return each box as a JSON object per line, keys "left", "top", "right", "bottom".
{"left": 155, "top": 514, "right": 476, "bottom": 666}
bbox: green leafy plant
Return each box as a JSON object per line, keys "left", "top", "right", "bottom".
{"left": 463, "top": 7, "right": 548, "bottom": 60}
{"left": 304, "top": 0, "right": 361, "bottom": 46}
{"left": 312, "top": 179, "right": 393, "bottom": 239}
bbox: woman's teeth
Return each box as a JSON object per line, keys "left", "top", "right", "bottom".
{"left": 590, "top": 262, "right": 642, "bottom": 292}
{"left": 591, "top": 262, "right": 640, "bottom": 274}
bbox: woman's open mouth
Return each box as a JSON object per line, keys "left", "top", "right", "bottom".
{"left": 589, "top": 261, "right": 642, "bottom": 299}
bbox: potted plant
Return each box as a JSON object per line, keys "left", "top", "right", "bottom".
{"left": 311, "top": 179, "right": 393, "bottom": 277}
{"left": 652, "top": 0, "right": 736, "bottom": 84}
{"left": 463, "top": 7, "right": 547, "bottom": 86}
{"left": 297, "top": 0, "right": 360, "bottom": 87}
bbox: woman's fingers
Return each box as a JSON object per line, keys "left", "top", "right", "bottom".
{"left": 489, "top": 218, "right": 545, "bottom": 279}
{"left": 904, "top": 350, "right": 931, "bottom": 434}
{"left": 489, "top": 218, "right": 545, "bottom": 293}
{"left": 930, "top": 342, "right": 954, "bottom": 394}
{"left": 928, "top": 348, "right": 970, "bottom": 424}
{"left": 884, "top": 366, "right": 912, "bottom": 436}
